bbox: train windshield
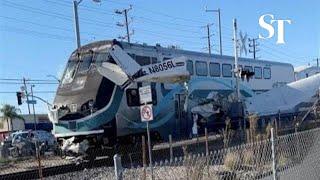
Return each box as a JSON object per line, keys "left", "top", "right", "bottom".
{"left": 62, "top": 56, "right": 78, "bottom": 84}
{"left": 61, "top": 51, "right": 95, "bottom": 85}
{"left": 78, "top": 52, "right": 93, "bottom": 72}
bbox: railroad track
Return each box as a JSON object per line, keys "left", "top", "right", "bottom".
{"left": 0, "top": 157, "right": 113, "bottom": 180}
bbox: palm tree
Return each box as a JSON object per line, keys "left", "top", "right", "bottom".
{"left": 0, "top": 104, "right": 24, "bottom": 132}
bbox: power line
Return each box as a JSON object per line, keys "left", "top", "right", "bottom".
{"left": 134, "top": 16, "right": 201, "bottom": 34}
{"left": 0, "top": 15, "right": 107, "bottom": 38}
{"left": 260, "top": 44, "right": 309, "bottom": 64}
{"left": 261, "top": 40, "right": 312, "bottom": 60}
{"left": 0, "top": 82, "right": 58, "bottom": 85}
{"left": 4, "top": 0, "right": 199, "bottom": 44}
{"left": 44, "top": 0, "right": 115, "bottom": 17}
{"left": 0, "top": 91, "right": 56, "bottom": 94}
{"left": 135, "top": 30, "right": 203, "bottom": 45}
{"left": 0, "top": 26, "right": 76, "bottom": 42}
{"left": 47, "top": 0, "right": 214, "bottom": 32}
{"left": 0, "top": 78, "right": 58, "bottom": 82}
{"left": 2, "top": 0, "right": 227, "bottom": 49}
{"left": 105, "top": 0, "right": 208, "bottom": 24}
{"left": 134, "top": 27, "right": 202, "bottom": 40}
{"left": 3, "top": 1, "right": 115, "bottom": 30}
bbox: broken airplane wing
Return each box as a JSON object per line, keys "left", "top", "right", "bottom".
{"left": 246, "top": 73, "right": 320, "bottom": 116}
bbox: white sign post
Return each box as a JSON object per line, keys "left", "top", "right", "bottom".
{"left": 139, "top": 86, "right": 154, "bottom": 180}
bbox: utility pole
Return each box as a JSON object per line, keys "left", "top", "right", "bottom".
{"left": 233, "top": 19, "right": 240, "bottom": 102}
{"left": 249, "top": 38, "right": 260, "bottom": 60}
{"left": 202, "top": 23, "right": 214, "bottom": 55}
{"left": 205, "top": 8, "right": 222, "bottom": 55}
{"left": 115, "top": 5, "right": 133, "bottom": 43}
{"left": 207, "top": 24, "right": 212, "bottom": 55}
{"left": 23, "top": 78, "right": 31, "bottom": 115}
{"left": 315, "top": 58, "right": 319, "bottom": 73}
{"left": 30, "top": 85, "right": 37, "bottom": 131}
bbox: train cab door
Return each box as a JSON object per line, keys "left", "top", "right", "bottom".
{"left": 174, "top": 93, "right": 188, "bottom": 138}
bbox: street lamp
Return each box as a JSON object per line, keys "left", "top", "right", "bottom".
{"left": 72, "top": 0, "right": 101, "bottom": 49}
{"left": 46, "top": 74, "right": 60, "bottom": 83}
{"left": 205, "top": 7, "right": 223, "bottom": 56}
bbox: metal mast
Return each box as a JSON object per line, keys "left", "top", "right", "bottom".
{"left": 233, "top": 19, "right": 240, "bottom": 102}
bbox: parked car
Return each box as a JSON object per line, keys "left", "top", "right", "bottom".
{"left": 12, "top": 130, "right": 56, "bottom": 147}
{"left": 5, "top": 130, "right": 23, "bottom": 142}
{"left": 33, "top": 130, "right": 57, "bottom": 146}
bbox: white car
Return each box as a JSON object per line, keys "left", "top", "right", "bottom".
{"left": 12, "top": 130, "right": 56, "bottom": 146}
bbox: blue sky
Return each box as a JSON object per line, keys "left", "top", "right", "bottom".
{"left": 0, "top": 0, "right": 319, "bottom": 114}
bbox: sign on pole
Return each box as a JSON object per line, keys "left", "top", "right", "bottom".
{"left": 139, "top": 85, "right": 154, "bottom": 179}
{"left": 140, "top": 104, "right": 153, "bottom": 122}
{"left": 27, "top": 100, "right": 37, "bottom": 104}
{"left": 139, "top": 85, "right": 152, "bottom": 104}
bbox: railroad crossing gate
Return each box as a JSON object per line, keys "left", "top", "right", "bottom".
{"left": 140, "top": 104, "right": 153, "bottom": 122}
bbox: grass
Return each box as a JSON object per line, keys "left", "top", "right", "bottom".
{"left": 0, "top": 157, "right": 10, "bottom": 164}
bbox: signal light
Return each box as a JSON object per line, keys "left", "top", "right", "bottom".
{"left": 16, "top": 92, "right": 22, "bottom": 105}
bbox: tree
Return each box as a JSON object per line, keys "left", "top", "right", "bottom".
{"left": 0, "top": 104, "right": 24, "bottom": 132}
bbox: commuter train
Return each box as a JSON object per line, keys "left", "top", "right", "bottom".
{"left": 50, "top": 39, "right": 295, "bottom": 147}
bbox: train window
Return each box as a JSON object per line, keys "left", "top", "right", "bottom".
{"left": 209, "top": 63, "right": 220, "bottom": 77}
{"left": 62, "top": 59, "right": 78, "bottom": 84}
{"left": 244, "top": 66, "right": 253, "bottom": 72}
{"left": 163, "top": 57, "right": 171, "bottom": 61}
{"left": 254, "top": 67, "right": 262, "bottom": 79}
{"left": 136, "top": 55, "right": 150, "bottom": 66}
{"left": 128, "top": 53, "right": 136, "bottom": 60}
{"left": 195, "top": 61, "right": 208, "bottom": 76}
{"left": 243, "top": 66, "right": 253, "bottom": 79}
{"left": 78, "top": 53, "right": 93, "bottom": 72}
{"left": 95, "top": 52, "right": 108, "bottom": 66}
{"left": 151, "top": 57, "right": 158, "bottom": 64}
{"left": 187, "top": 60, "right": 194, "bottom": 75}
{"left": 222, "top": 64, "right": 232, "bottom": 77}
{"left": 264, "top": 67, "right": 271, "bottom": 79}
{"left": 69, "top": 121, "right": 77, "bottom": 130}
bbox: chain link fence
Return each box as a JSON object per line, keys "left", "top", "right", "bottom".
{"left": 1, "top": 122, "right": 320, "bottom": 179}
{"left": 120, "top": 126, "right": 320, "bottom": 180}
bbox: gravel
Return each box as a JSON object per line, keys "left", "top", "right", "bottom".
{"left": 45, "top": 167, "right": 115, "bottom": 180}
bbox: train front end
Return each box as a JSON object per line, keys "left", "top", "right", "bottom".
{"left": 49, "top": 40, "right": 123, "bottom": 146}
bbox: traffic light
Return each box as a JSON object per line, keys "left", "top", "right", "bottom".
{"left": 16, "top": 92, "right": 22, "bottom": 105}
